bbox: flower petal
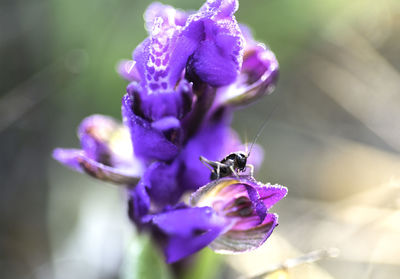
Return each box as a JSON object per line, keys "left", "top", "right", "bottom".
{"left": 257, "top": 183, "right": 288, "bottom": 210}
{"left": 165, "top": 229, "right": 220, "bottom": 263}
{"left": 241, "top": 25, "right": 279, "bottom": 83}
{"left": 133, "top": 6, "right": 199, "bottom": 103}
{"left": 52, "top": 148, "right": 83, "bottom": 172}
{"left": 78, "top": 114, "right": 119, "bottom": 163}
{"left": 117, "top": 60, "right": 141, "bottom": 82}
{"left": 130, "top": 8, "right": 198, "bottom": 120}
{"left": 53, "top": 148, "right": 141, "bottom": 184}
{"left": 152, "top": 207, "right": 222, "bottom": 236}
{"left": 185, "top": 0, "right": 243, "bottom": 87}
{"left": 152, "top": 206, "right": 231, "bottom": 263}
{"left": 78, "top": 115, "right": 144, "bottom": 170}
{"left": 209, "top": 213, "right": 278, "bottom": 254}
{"left": 190, "top": 177, "right": 286, "bottom": 253}
{"left": 144, "top": 2, "right": 188, "bottom": 32}
{"left": 214, "top": 25, "right": 279, "bottom": 107}
{"left": 53, "top": 114, "right": 144, "bottom": 184}
{"left": 128, "top": 181, "right": 151, "bottom": 225}
{"left": 142, "top": 161, "right": 182, "bottom": 207}
{"left": 122, "top": 93, "right": 179, "bottom": 161}
{"left": 130, "top": 80, "right": 194, "bottom": 121}
{"left": 191, "top": 176, "right": 287, "bottom": 211}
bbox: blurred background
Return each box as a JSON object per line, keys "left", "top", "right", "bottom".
{"left": 1, "top": 0, "right": 400, "bottom": 278}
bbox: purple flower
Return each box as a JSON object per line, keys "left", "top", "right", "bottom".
{"left": 212, "top": 25, "right": 279, "bottom": 108}
{"left": 119, "top": 0, "right": 279, "bottom": 163}
{"left": 241, "top": 25, "right": 279, "bottom": 85}
{"left": 127, "top": 0, "right": 243, "bottom": 121}
{"left": 190, "top": 176, "right": 287, "bottom": 253}
{"left": 53, "top": 115, "right": 143, "bottom": 184}
{"left": 152, "top": 176, "right": 287, "bottom": 263}
{"left": 54, "top": 0, "right": 285, "bottom": 265}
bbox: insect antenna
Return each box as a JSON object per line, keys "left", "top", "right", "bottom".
{"left": 244, "top": 130, "right": 249, "bottom": 155}
{"left": 247, "top": 106, "right": 278, "bottom": 158}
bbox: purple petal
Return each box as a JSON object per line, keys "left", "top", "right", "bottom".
{"left": 214, "top": 177, "right": 287, "bottom": 211}
{"left": 199, "top": 0, "right": 238, "bottom": 16}
{"left": 229, "top": 215, "right": 260, "bottom": 231}
{"left": 190, "top": 178, "right": 250, "bottom": 210}
{"left": 53, "top": 148, "right": 84, "bottom": 172}
{"left": 257, "top": 183, "right": 288, "bottom": 210}
{"left": 185, "top": 0, "right": 243, "bottom": 87}
{"left": 210, "top": 213, "right": 278, "bottom": 254}
{"left": 122, "top": 93, "right": 179, "bottom": 161}
{"left": 77, "top": 114, "right": 118, "bottom": 162}
{"left": 76, "top": 115, "right": 144, "bottom": 173}
{"left": 242, "top": 45, "right": 279, "bottom": 84}
{"left": 144, "top": 2, "right": 188, "bottom": 32}
{"left": 153, "top": 207, "right": 223, "bottom": 236}
{"left": 131, "top": 8, "right": 198, "bottom": 120}
{"left": 214, "top": 25, "right": 279, "bottom": 107}
{"left": 54, "top": 114, "right": 145, "bottom": 184}
{"left": 142, "top": 161, "right": 181, "bottom": 207}
{"left": 189, "top": 176, "right": 286, "bottom": 253}
{"left": 130, "top": 80, "right": 193, "bottom": 121}
{"left": 245, "top": 184, "right": 267, "bottom": 223}
{"left": 152, "top": 206, "right": 231, "bottom": 263}
{"left": 128, "top": 181, "right": 151, "bottom": 226}
{"left": 165, "top": 229, "right": 220, "bottom": 263}
{"left": 240, "top": 24, "right": 279, "bottom": 84}
{"left": 133, "top": 12, "right": 199, "bottom": 94}
{"left": 117, "top": 60, "right": 141, "bottom": 82}
{"left": 151, "top": 116, "right": 180, "bottom": 131}
{"left": 53, "top": 148, "right": 141, "bottom": 184}
{"left": 187, "top": 24, "right": 242, "bottom": 87}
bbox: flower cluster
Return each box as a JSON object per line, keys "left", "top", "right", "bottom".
{"left": 54, "top": 0, "right": 286, "bottom": 263}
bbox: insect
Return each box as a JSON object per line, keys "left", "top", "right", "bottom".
{"left": 200, "top": 151, "right": 253, "bottom": 180}
{"left": 200, "top": 110, "right": 275, "bottom": 180}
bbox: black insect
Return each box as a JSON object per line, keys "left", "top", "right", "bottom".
{"left": 199, "top": 110, "right": 275, "bottom": 180}
{"left": 200, "top": 151, "right": 253, "bottom": 180}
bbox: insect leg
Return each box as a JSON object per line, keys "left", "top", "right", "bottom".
{"left": 199, "top": 156, "right": 217, "bottom": 173}
{"left": 213, "top": 161, "right": 229, "bottom": 179}
{"left": 216, "top": 163, "right": 221, "bottom": 179}
{"left": 246, "top": 164, "right": 254, "bottom": 177}
{"left": 229, "top": 165, "right": 240, "bottom": 179}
